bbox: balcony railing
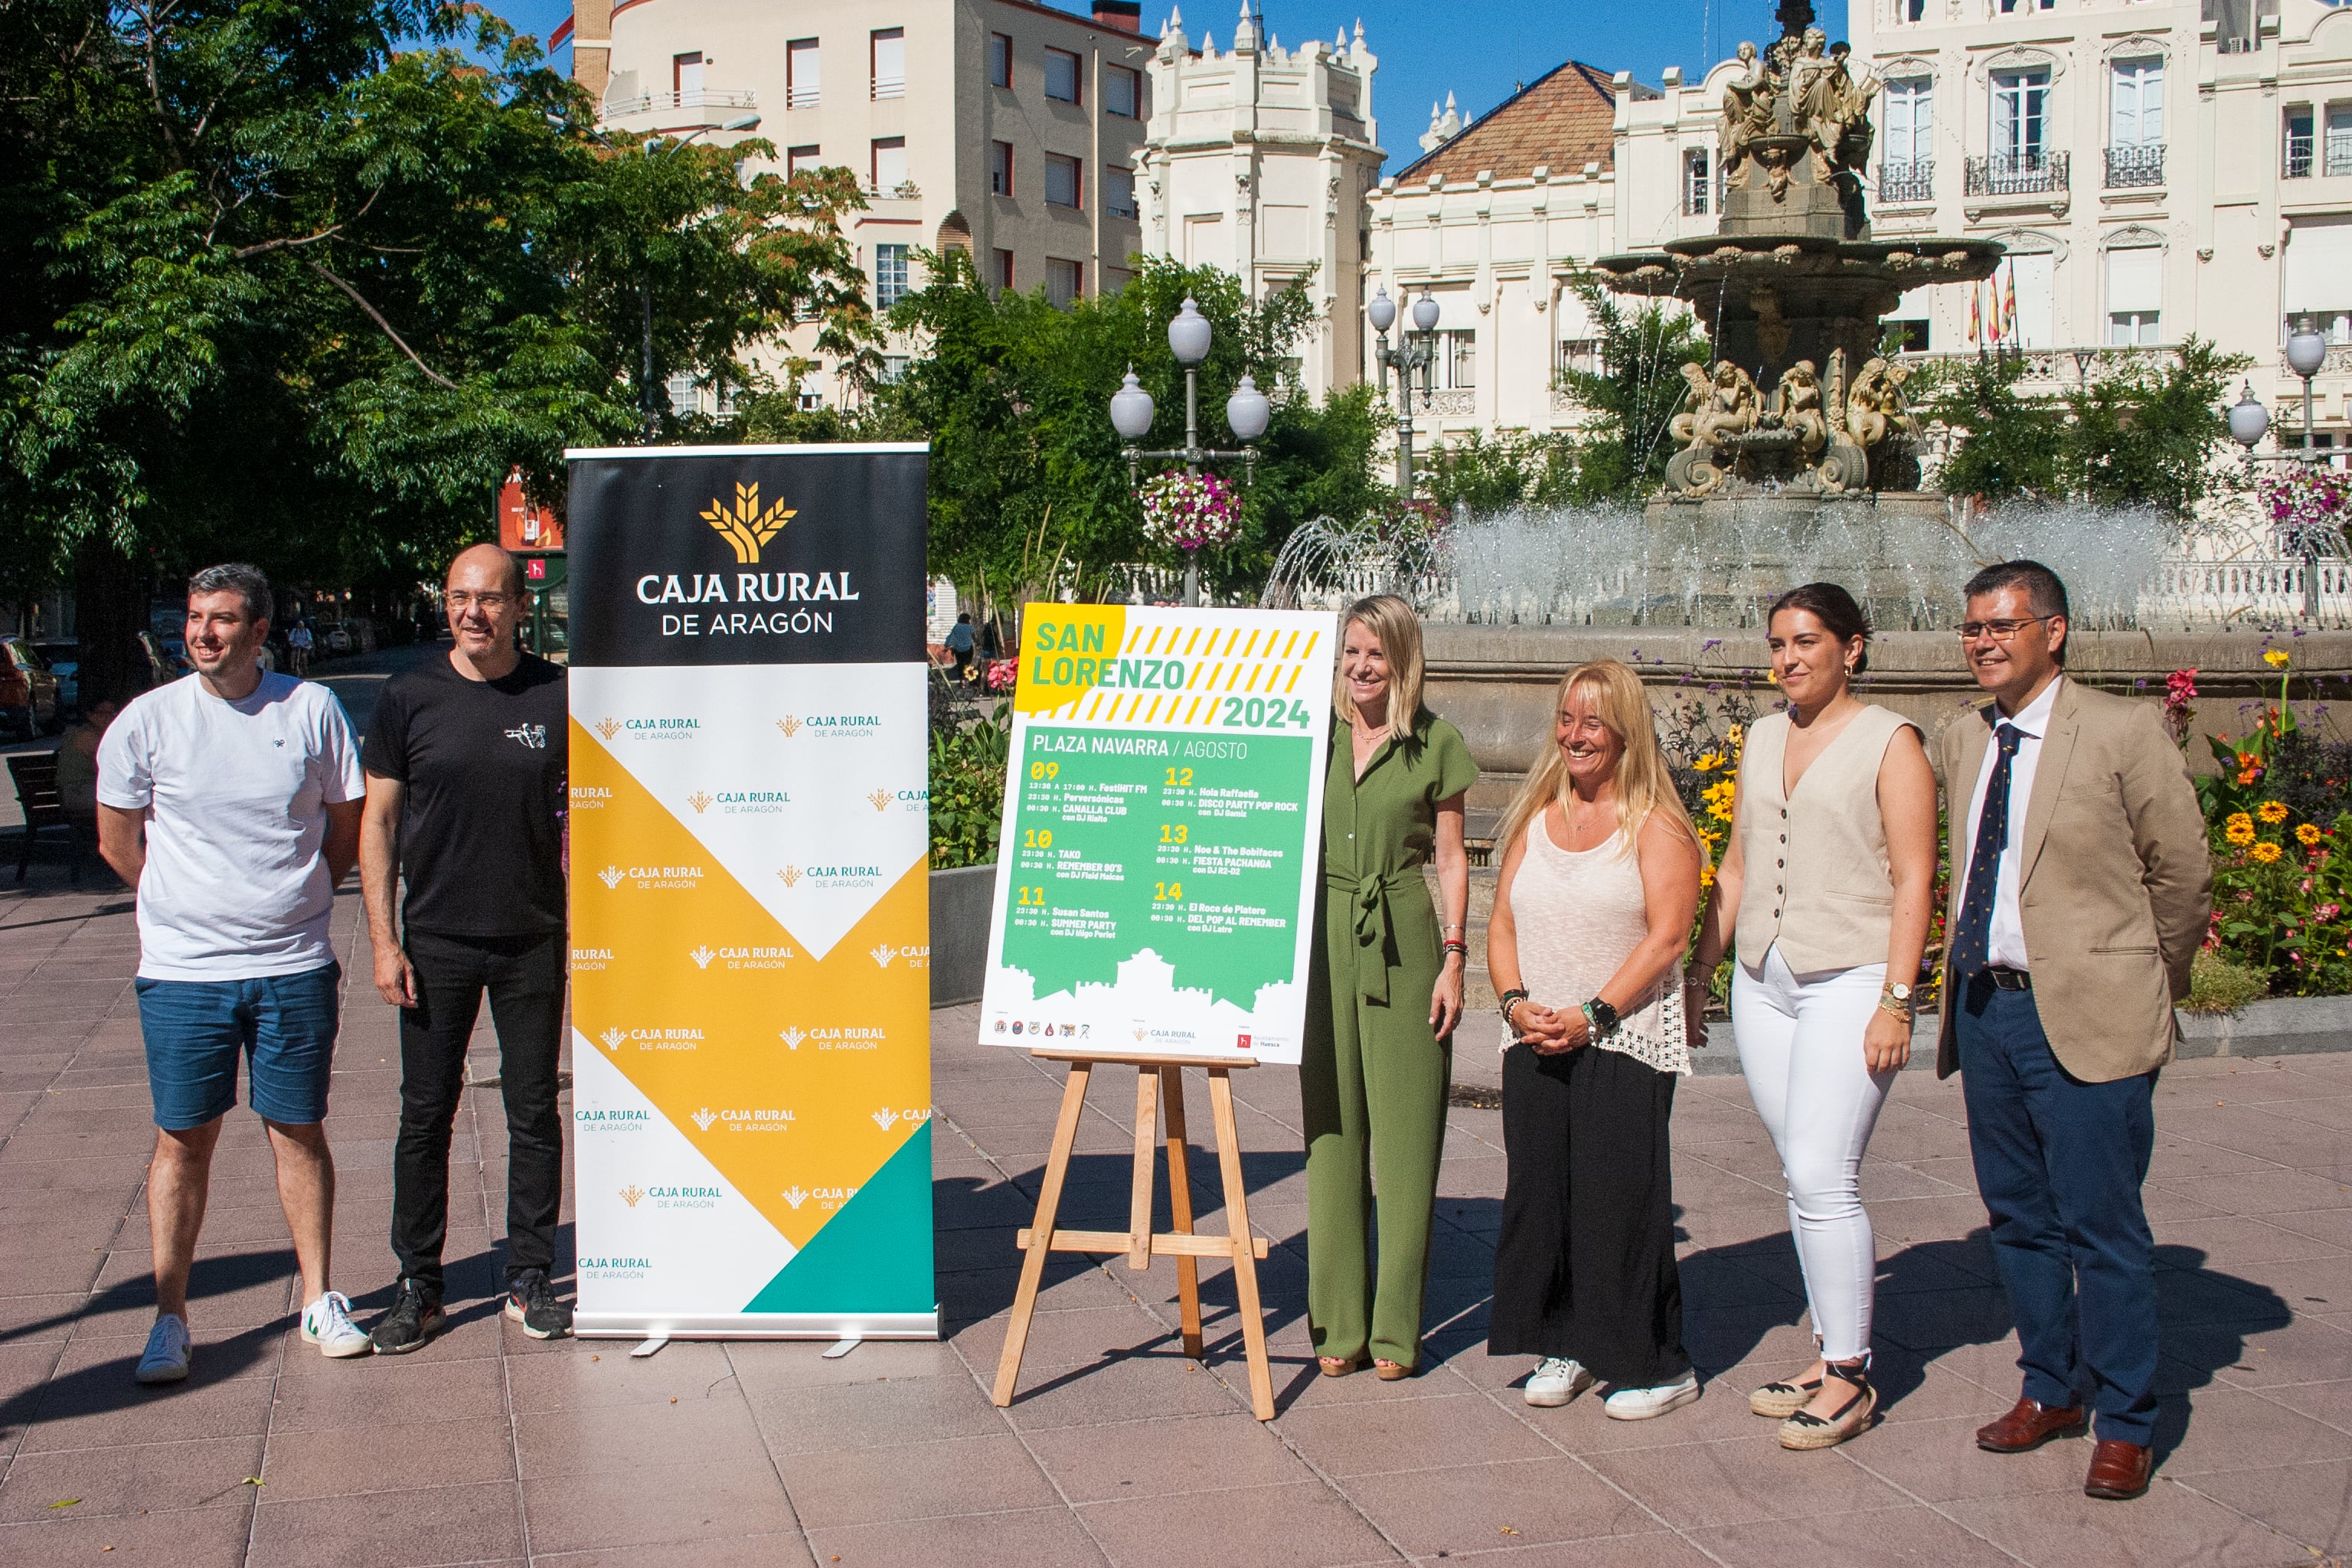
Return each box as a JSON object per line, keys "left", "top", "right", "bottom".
{"left": 2105, "top": 143, "right": 2165, "bottom": 188}
{"left": 1877, "top": 158, "right": 1934, "bottom": 204}
{"left": 1964, "top": 149, "right": 2068, "bottom": 197}
{"left": 599, "top": 87, "right": 757, "bottom": 120}
{"left": 871, "top": 75, "right": 904, "bottom": 100}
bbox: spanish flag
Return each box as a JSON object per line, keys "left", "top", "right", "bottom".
{"left": 1988, "top": 270, "right": 2006, "bottom": 341}
{"left": 1968, "top": 283, "right": 1982, "bottom": 346}
{"left": 2004, "top": 266, "right": 2020, "bottom": 345}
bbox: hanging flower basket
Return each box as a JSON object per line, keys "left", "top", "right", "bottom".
{"left": 2262, "top": 464, "right": 2350, "bottom": 546}
{"left": 1137, "top": 469, "right": 1242, "bottom": 554}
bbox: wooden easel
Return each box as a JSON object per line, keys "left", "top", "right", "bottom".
{"left": 991, "top": 1049, "right": 1276, "bottom": 1421}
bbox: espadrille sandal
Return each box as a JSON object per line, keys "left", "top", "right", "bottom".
{"left": 1749, "top": 1374, "right": 1824, "bottom": 1419}
{"left": 1779, "top": 1367, "right": 1876, "bottom": 1451}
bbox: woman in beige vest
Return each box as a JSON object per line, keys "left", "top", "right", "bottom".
{"left": 1687, "top": 583, "right": 1938, "bottom": 1451}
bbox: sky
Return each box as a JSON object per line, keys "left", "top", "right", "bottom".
{"left": 480, "top": 0, "right": 1798, "bottom": 165}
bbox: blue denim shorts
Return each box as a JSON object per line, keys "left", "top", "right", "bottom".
{"left": 135, "top": 962, "right": 341, "bottom": 1131}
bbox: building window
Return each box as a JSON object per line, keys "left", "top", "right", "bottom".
{"left": 1104, "top": 165, "right": 1138, "bottom": 219}
{"left": 788, "top": 38, "right": 819, "bottom": 109}
{"left": 1103, "top": 266, "right": 1132, "bottom": 295}
{"left": 673, "top": 52, "right": 704, "bottom": 100}
{"left": 2283, "top": 220, "right": 2352, "bottom": 347}
{"left": 1557, "top": 338, "right": 1599, "bottom": 377}
{"left": 1879, "top": 76, "right": 1933, "bottom": 201}
{"left": 1903, "top": 0, "right": 1925, "bottom": 20}
{"left": 990, "top": 141, "right": 1014, "bottom": 195}
{"left": 1104, "top": 65, "right": 1140, "bottom": 118}
{"left": 874, "top": 242, "right": 910, "bottom": 308}
{"left": 1047, "top": 258, "right": 1083, "bottom": 308}
{"left": 2287, "top": 106, "right": 2316, "bottom": 178}
{"left": 1044, "top": 152, "right": 1082, "bottom": 209}
{"left": 1883, "top": 318, "right": 1930, "bottom": 352}
{"left": 1991, "top": 68, "right": 2050, "bottom": 161}
{"left": 871, "top": 137, "right": 907, "bottom": 194}
{"left": 788, "top": 144, "right": 822, "bottom": 178}
{"left": 667, "top": 371, "right": 698, "bottom": 417}
{"left": 2106, "top": 244, "right": 2162, "bottom": 345}
{"left": 994, "top": 249, "right": 1014, "bottom": 291}
{"left": 2107, "top": 58, "right": 2164, "bottom": 185}
{"left": 1044, "top": 47, "right": 1081, "bottom": 104}
{"left": 799, "top": 371, "right": 825, "bottom": 412}
{"left": 1998, "top": 0, "right": 2054, "bottom": 11}
{"left": 1682, "top": 148, "right": 1711, "bottom": 215}
{"left": 871, "top": 28, "right": 904, "bottom": 100}
{"left": 1440, "top": 330, "right": 1475, "bottom": 389}
{"left": 2216, "top": 0, "right": 2257, "bottom": 54}
{"left": 988, "top": 32, "right": 1011, "bottom": 88}
{"left": 880, "top": 354, "right": 913, "bottom": 384}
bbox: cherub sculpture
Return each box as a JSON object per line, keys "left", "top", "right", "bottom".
{"left": 1844, "top": 357, "right": 1918, "bottom": 449}
{"left": 1675, "top": 361, "right": 1762, "bottom": 457}
{"left": 1776, "top": 360, "right": 1829, "bottom": 458}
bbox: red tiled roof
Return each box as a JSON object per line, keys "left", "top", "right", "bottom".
{"left": 1395, "top": 60, "right": 1618, "bottom": 185}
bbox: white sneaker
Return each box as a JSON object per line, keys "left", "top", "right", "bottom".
{"left": 135, "top": 1313, "right": 191, "bottom": 1384}
{"left": 1523, "top": 1357, "right": 1595, "bottom": 1406}
{"left": 1605, "top": 1370, "right": 1702, "bottom": 1421}
{"left": 301, "top": 1291, "right": 372, "bottom": 1359}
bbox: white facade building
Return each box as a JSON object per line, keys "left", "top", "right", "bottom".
{"left": 1138, "top": 7, "right": 1386, "bottom": 403}
{"left": 560, "top": 0, "right": 1159, "bottom": 405}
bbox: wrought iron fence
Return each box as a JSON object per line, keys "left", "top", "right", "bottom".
{"left": 1877, "top": 158, "right": 1934, "bottom": 204}
{"left": 2105, "top": 143, "right": 2165, "bottom": 188}
{"left": 1963, "top": 150, "right": 2068, "bottom": 197}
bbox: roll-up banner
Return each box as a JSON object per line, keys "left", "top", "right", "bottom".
{"left": 978, "top": 605, "right": 1337, "bottom": 1066}
{"left": 564, "top": 443, "right": 937, "bottom": 1340}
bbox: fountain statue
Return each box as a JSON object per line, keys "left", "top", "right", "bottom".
{"left": 1595, "top": 0, "right": 2000, "bottom": 498}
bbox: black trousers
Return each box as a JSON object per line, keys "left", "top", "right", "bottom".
{"left": 1489, "top": 1042, "right": 1690, "bottom": 1387}
{"left": 392, "top": 926, "right": 566, "bottom": 1297}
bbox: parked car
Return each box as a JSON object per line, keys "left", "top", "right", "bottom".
{"left": 317, "top": 621, "right": 357, "bottom": 655}
{"left": 135, "top": 631, "right": 188, "bottom": 688}
{"left": 0, "top": 637, "right": 62, "bottom": 739}
{"left": 29, "top": 640, "right": 77, "bottom": 712}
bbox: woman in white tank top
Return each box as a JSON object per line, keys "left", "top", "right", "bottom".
{"left": 1687, "top": 583, "right": 1939, "bottom": 1452}
{"left": 1487, "top": 659, "right": 1704, "bottom": 1420}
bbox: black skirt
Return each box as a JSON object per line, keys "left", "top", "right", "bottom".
{"left": 1488, "top": 1041, "right": 1689, "bottom": 1387}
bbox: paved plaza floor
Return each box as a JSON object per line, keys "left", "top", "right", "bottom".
{"left": 2, "top": 872, "right": 2350, "bottom": 1566}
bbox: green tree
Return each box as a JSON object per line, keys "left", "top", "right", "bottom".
{"left": 1418, "top": 430, "right": 1583, "bottom": 514}
{"left": 2060, "top": 338, "right": 2248, "bottom": 516}
{"left": 1551, "top": 277, "right": 1712, "bottom": 500}
{"left": 1916, "top": 352, "right": 2065, "bottom": 504}
{"left": 879, "top": 251, "right": 1380, "bottom": 616}
{"left": 2, "top": 1, "right": 871, "bottom": 701}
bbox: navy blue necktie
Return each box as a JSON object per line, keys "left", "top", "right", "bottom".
{"left": 1951, "top": 723, "right": 2025, "bottom": 979}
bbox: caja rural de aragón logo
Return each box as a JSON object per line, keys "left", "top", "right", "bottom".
{"left": 702, "top": 482, "right": 795, "bottom": 564}
{"left": 634, "top": 480, "right": 864, "bottom": 637}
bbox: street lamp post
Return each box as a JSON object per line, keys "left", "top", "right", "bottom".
{"left": 1367, "top": 285, "right": 1440, "bottom": 493}
{"left": 2231, "top": 353, "right": 2338, "bottom": 619}
{"left": 634, "top": 113, "right": 761, "bottom": 443}
{"left": 1109, "top": 296, "right": 1271, "bottom": 606}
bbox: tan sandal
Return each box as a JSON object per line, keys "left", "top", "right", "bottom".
{"left": 1318, "top": 1355, "right": 1364, "bottom": 1377}
{"left": 1749, "top": 1374, "right": 1824, "bottom": 1419}
{"left": 1779, "top": 1367, "right": 1876, "bottom": 1451}
{"left": 1374, "top": 1358, "right": 1413, "bottom": 1381}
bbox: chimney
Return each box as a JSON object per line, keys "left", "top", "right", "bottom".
{"left": 1093, "top": 0, "right": 1142, "bottom": 30}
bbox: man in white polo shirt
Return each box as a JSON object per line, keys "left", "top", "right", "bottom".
{"left": 97, "top": 563, "right": 371, "bottom": 1383}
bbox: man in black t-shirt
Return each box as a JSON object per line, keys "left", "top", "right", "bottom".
{"left": 359, "top": 544, "right": 572, "bottom": 1352}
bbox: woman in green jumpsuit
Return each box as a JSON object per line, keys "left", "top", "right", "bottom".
{"left": 1305, "top": 595, "right": 1477, "bottom": 1379}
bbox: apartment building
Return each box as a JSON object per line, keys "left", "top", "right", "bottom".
{"left": 560, "top": 0, "right": 1158, "bottom": 405}
{"left": 1138, "top": 9, "right": 1386, "bottom": 404}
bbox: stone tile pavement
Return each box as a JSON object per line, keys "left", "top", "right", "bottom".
{"left": 2, "top": 867, "right": 2350, "bottom": 1566}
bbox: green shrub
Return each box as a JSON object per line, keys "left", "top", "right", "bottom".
{"left": 2182, "top": 949, "right": 2270, "bottom": 1016}
{"left": 929, "top": 704, "right": 1009, "bottom": 870}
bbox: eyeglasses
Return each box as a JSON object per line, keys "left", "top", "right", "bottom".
{"left": 447, "top": 592, "right": 516, "bottom": 611}
{"left": 1955, "top": 616, "right": 2049, "bottom": 642}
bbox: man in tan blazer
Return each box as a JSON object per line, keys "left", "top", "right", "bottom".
{"left": 1933, "top": 560, "right": 2210, "bottom": 1502}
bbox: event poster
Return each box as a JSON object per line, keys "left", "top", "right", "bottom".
{"left": 564, "top": 443, "right": 937, "bottom": 1339}
{"left": 978, "top": 605, "right": 1336, "bottom": 1065}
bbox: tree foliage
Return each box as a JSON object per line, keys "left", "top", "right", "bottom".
{"left": 1920, "top": 338, "right": 2249, "bottom": 515}
{"left": 874, "top": 251, "right": 1385, "bottom": 613}
{"left": 1550, "top": 277, "right": 1713, "bottom": 500}
{"left": 1, "top": 0, "right": 871, "bottom": 697}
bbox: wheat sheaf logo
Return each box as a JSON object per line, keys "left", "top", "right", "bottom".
{"left": 870, "top": 942, "right": 897, "bottom": 968}
{"left": 702, "top": 482, "right": 796, "bottom": 564}
{"left": 780, "top": 1186, "right": 808, "bottom": 1209}
{"left": 778, "top": 1027, "right": 805, "bottom": 1051}
{"left": 598, "top": 865, "right": 623, "bottom": 890}
{"left": 872, "top": 1108, "right": 900, "bottom": 1132}
{"left": 691, "top": 1107, "right": 717, "bottom": 1132}
{"left": 619, "top": 1184, "right": 645, "bottom": 1208}
{"left": 689, "top": 946, "right": 717, "bottom": 970}
{"left": 776, "top": 865, "right": 802, "bottom": 888}
{"left": 599, "top": 1027, "right": 626, "bottom": 1050}
{"left": 866, "top": 789, "right": 892, "bottom": 812}
{"left": 594, "top": 717, "right": 621, "bottom": 740}
{"left": 687, "top": 790, "right": 714, "bottom": 814}
{"left": 776, "top": 715, "right": 802, "bottom": 738}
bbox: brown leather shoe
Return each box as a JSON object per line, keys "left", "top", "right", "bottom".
{"left": 1975, "top": 1396, "right": 2088, "bottom": 1453}
{"left": 2084, "top": 1439, "right": 2154, "bottom": 1500}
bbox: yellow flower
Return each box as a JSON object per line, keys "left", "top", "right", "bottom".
{"left": 2298, "top": 823, "right": 2323, "bottom": 847}
{"left": 2226, "top": 811, "right": 2254, "bottom": 833}
{"left": 1700, "top": 865, "right": 1717, "bottom": 888}
{"left": 1694, "top": 753, "right": 1723, "bottom": 773}
{"left": 2259, "top": 801, "right": 2290, "bottom": 825}
{"left": 1726, "top": 724, "right": 1745, "bottom": 750}
{"left": 2265, "top": 648, "right": 2292, "bottom": 668}
{"left": 2250, "top": 841, "right": 2284, "bottom": 864}
{"left": 2226, "top": 823, "right": 2256, "bottom": 847}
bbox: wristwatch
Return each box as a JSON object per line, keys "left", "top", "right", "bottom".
{"left": 1879, "top": 981, "right": 1914, "bottom": 1018}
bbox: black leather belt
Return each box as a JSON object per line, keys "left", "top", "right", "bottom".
{"left": 1982, "top": 965, "right": 2033, "bottom": 991}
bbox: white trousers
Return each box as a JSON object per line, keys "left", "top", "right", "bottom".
{"left": 1731, "top": 946, "right": 1897, "bottom": 1362}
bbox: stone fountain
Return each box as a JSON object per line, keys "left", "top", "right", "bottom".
{"left": 1593, "top": 0, "right": 2000, "bottom": 502}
